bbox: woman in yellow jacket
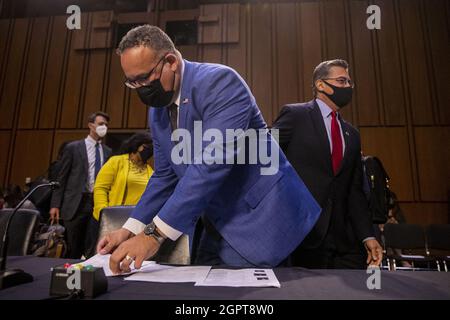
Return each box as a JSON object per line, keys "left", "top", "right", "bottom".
{"left": 93, "top": 132, "right": 154, "bottom": 221}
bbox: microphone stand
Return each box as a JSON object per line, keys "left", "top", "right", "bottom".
{"left": 0, "top": 182, "right": 59, "bottom": 289}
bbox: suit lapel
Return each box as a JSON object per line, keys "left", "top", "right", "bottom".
{"left": 336, "top": 118, "right": 352, "bottom": 175}
{"left": 178, "top": 59, "right": 194, "bottom": 132}
{"left": 309, "top": 101, "right": 333, "bottom": 175}
{"left": 78, "top": 139, "right": 89, "bottom": 176}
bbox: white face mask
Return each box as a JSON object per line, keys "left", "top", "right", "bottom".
{"left": 95, "top": 125, "right": 108, "bottom": 138}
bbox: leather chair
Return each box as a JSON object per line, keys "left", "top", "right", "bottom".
{"left": 383, "top": 223, "right": 436, "bottom": 270}
{"left": 98, "top": 206, "right": 190, "bottom": 265}
{"left": 0, "top": 209, "right": 40, "bottom": 256}
{"left": 426, "top": 224, "right": 450, "bottom": 272}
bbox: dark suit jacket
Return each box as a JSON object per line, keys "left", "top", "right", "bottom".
{"left": 272, "top": 100, "right": 374, "bottom": 253}
{"left": 50, "top": 139, "right": 112, "bottom": 220}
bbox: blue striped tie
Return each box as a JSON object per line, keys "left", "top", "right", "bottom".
{"left": 94, "top": 142, "right": 101, "bottom": 179}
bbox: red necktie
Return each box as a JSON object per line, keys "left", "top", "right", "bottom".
{"left": 331, "top": 111, "right": 343, "bottom": 175}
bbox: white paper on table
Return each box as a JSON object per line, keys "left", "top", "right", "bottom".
{"left": 80, "top": 253, "right": 156, "bottom": 277}
{"left": 124, "top": 265, "right": 211, "bottom": 283}
{"left": 195, "top": 268, "right": 281, "bottom": 288}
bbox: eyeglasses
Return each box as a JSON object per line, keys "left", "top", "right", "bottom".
{"left": 322, "top": 77, "right": 354, "bottom": 88}
{"left": 124, "top": 55, "right": 166, "bottom": 89}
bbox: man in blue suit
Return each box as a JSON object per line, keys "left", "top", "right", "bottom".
{"left": 97, "top": 25, "right": 321, "bottom": 273}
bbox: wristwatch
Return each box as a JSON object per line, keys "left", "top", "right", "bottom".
{"left": 143, "top": 222, "right": 165, "bottom": 245}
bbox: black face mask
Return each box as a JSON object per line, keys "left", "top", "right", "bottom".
{"left": 139, "top": 146, "right": 153, "bottom": 163}
{"left": 136, "top": 61, "right": 176, "bottom": 108}
{"left": 320, "top": 80, "right": 353, "bottom": 108}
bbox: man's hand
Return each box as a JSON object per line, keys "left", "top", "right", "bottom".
{"left": 49, "top": 208, "right": 60, "bottom": 224}
{"left": 109, "top": 232, "right": 160, "bottom": 275}
{"left": 364, "top": 238, "right": 383, "bottom": 266}
{"left": 96, "top": 228, "right": 133, "bottom": 255}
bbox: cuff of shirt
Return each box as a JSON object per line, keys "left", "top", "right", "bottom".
{"left": 122, "top": 218, "right": 146, "bottom": 235}
{"left": 362, "top": 237, "right": 376, "bottom": 243}
{"left": 153, "top": 216, "right": 182, "bottom": 241}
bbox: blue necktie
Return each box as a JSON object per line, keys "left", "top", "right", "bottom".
{"left": 94, "top": 142, "right": 101, "bottom": 179}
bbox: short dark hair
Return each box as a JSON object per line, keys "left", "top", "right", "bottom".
{"left": 116, "top": 25, "right": 176, "bottom": 56}
{"left": 88, "top": 111, "right": 110, "bottom": 123}
{"left": 312, "top": 59, "right": 349, "bottom": 97}
{"left": 119, "top": 132, "right": 153, "bottom": 155}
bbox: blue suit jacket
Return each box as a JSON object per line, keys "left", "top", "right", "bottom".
{"left": 130, "top": 60, "right": 321, "bottom": 266}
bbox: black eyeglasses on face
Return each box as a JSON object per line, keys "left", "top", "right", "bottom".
{"left": 322, "top": 77, "right": 354, "bottom": 88}
{"left": 124, "top": 55, "right": 166, "bottom": 89}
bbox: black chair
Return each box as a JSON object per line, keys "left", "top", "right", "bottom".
{"left": 0, "top": 209, "right": 40, "bottom": 256}
{"left": 98, "top": 206, "right": 190, "bottom": 265}
{"left": 383, "top": 223, "right": 436, "bottom": 271}
{"left": 426, "top": 224, "right": 450, "bottom": 272}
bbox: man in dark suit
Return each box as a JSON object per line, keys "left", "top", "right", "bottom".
{"left": 50, "top": 111, "right": 112, "bottom": 258}
{"left": 96, "top": 25, "right": 321, "bottom": 273}
{"left": 272, "top": 59, "right": 383, "bottom": 269}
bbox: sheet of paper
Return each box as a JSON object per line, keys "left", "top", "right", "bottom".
{"left": 195, "top": 268, "right": 281, "bottom": 288}
{"left": 80, "top": 253, "right": 156, "bottom": 277}
{"left": 124, "top": 265, "right": 211, "bottom": 283}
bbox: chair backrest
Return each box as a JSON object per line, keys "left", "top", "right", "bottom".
{"left": 383, "top": 223, "right": 426, "bottom": 250}
{"left": 98, "top": 206, "right": 190, "bottom": 265}
{"left": 426, "top": 224, "right": 450, "bottom": 250}
{"left": 0, "top": 208, "right": 40, "bottom": 256}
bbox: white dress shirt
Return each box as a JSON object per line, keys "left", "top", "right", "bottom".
{"left": 316, "top": 98, "right": 346, "bottom": 154}
{"left": 85, "top": 135, "right": 104, "bottom": 193}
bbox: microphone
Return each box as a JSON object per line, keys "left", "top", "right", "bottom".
{"left": 0, "top": 181, "right": 59, "bottom": 289}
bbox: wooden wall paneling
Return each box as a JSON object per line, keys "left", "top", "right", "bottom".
{"left": 360, "top": 127, "right": 415, "bottom": 201}
{"left": 127, "top": 89, "right": 148, "bottom": 129}
{"left": 349, "top": 0, "right": 380, "bottom": 126}
{"left": 198, "top": 4, "right": 223, "bottom": 44}
{"left": 59, "top": 15, "right": 88, "bottom": 128}
{"left": 0, "top": 19, "right": 12, "bottom": 92}
{"left": 226, "top": 4, "right": 247, "bottom": 82}
{"left": 400, "top": 202, "right": 449, "bottom": 225}
{"left": 423, "top": 0, "right": 450, "bottom": 125}
{"left": 18, "top": 17, "right": 50, "bottom": 129}
{"left": 0, "top": 18, "right": 29, "bottom": 129}
{"left": 38, "top": 16, "right": 68, "bottom": 129}
{"left": 274, "top": 2, "right": 299, "bottom": 113}
{"left": 372, "top": 0, "right": 406, "bottom": 126}
{"left": 82, "top": 49, "right": 109, "bottom": 124}
{"left": 0, "top": 131, "right": 11, "bottom": 186}
{"left": 414, "top": 127, "right": 450, "bottom": 202}
{"left": 178, "top": 45, "right": 197, "bottom": 61}
{"left": 322, "top": 0, "right": 353, "bottom": 123}
{"left": 88, "top": 11, "right": 113, "bottom": 49}
{"left": 322, "top": 0, "right": 350, "bottom": 62}
{"left": 196, "top": 3, "right": 224, "bottom": 63}
{"left": 199, "top": 43, "right": 222, "bottom": 64}
{"left": 10, "top": 130, "right": 53, "bottom": 187}
{"left": 398, "top": 0, "right": 434, "bottom": 125}
{"left": 298, "top": 1, "right": 322, "bottom": 103}
{"left": 51, "top": 130, "right": 86, "bottom": 161}
{"left": 250, "top": 3, "right": 273, "bottom": 125}
{"left": 73, "top": 10, "right": 90, "bottom": 50}
{"left": 198, "top": 4, "right": 239, "bottom": 44}
{"left": 105, "top": 49, "right": 126, "bottom": 128}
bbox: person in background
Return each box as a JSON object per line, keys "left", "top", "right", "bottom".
{"left": 93, "top": 132, "right": 154, "bottom": 221}
{"left": 2, "top": 184, "right": 36, "bottom": 210}
{"left": 272, "top": 59, "right": 383, "bottom": 269}
{"left": 50, "top": 111, "right": 112, "bottom": 259}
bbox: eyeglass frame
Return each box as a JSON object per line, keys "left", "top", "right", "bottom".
{"left": 321, "top": 77, "right": 355, "bottom": 88}
{"left": 124, "top": 55, "right": 166, "bottom": 89}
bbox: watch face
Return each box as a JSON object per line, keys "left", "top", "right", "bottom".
{"left": 144, "top": 223, "right": 156, "bottom": 235}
